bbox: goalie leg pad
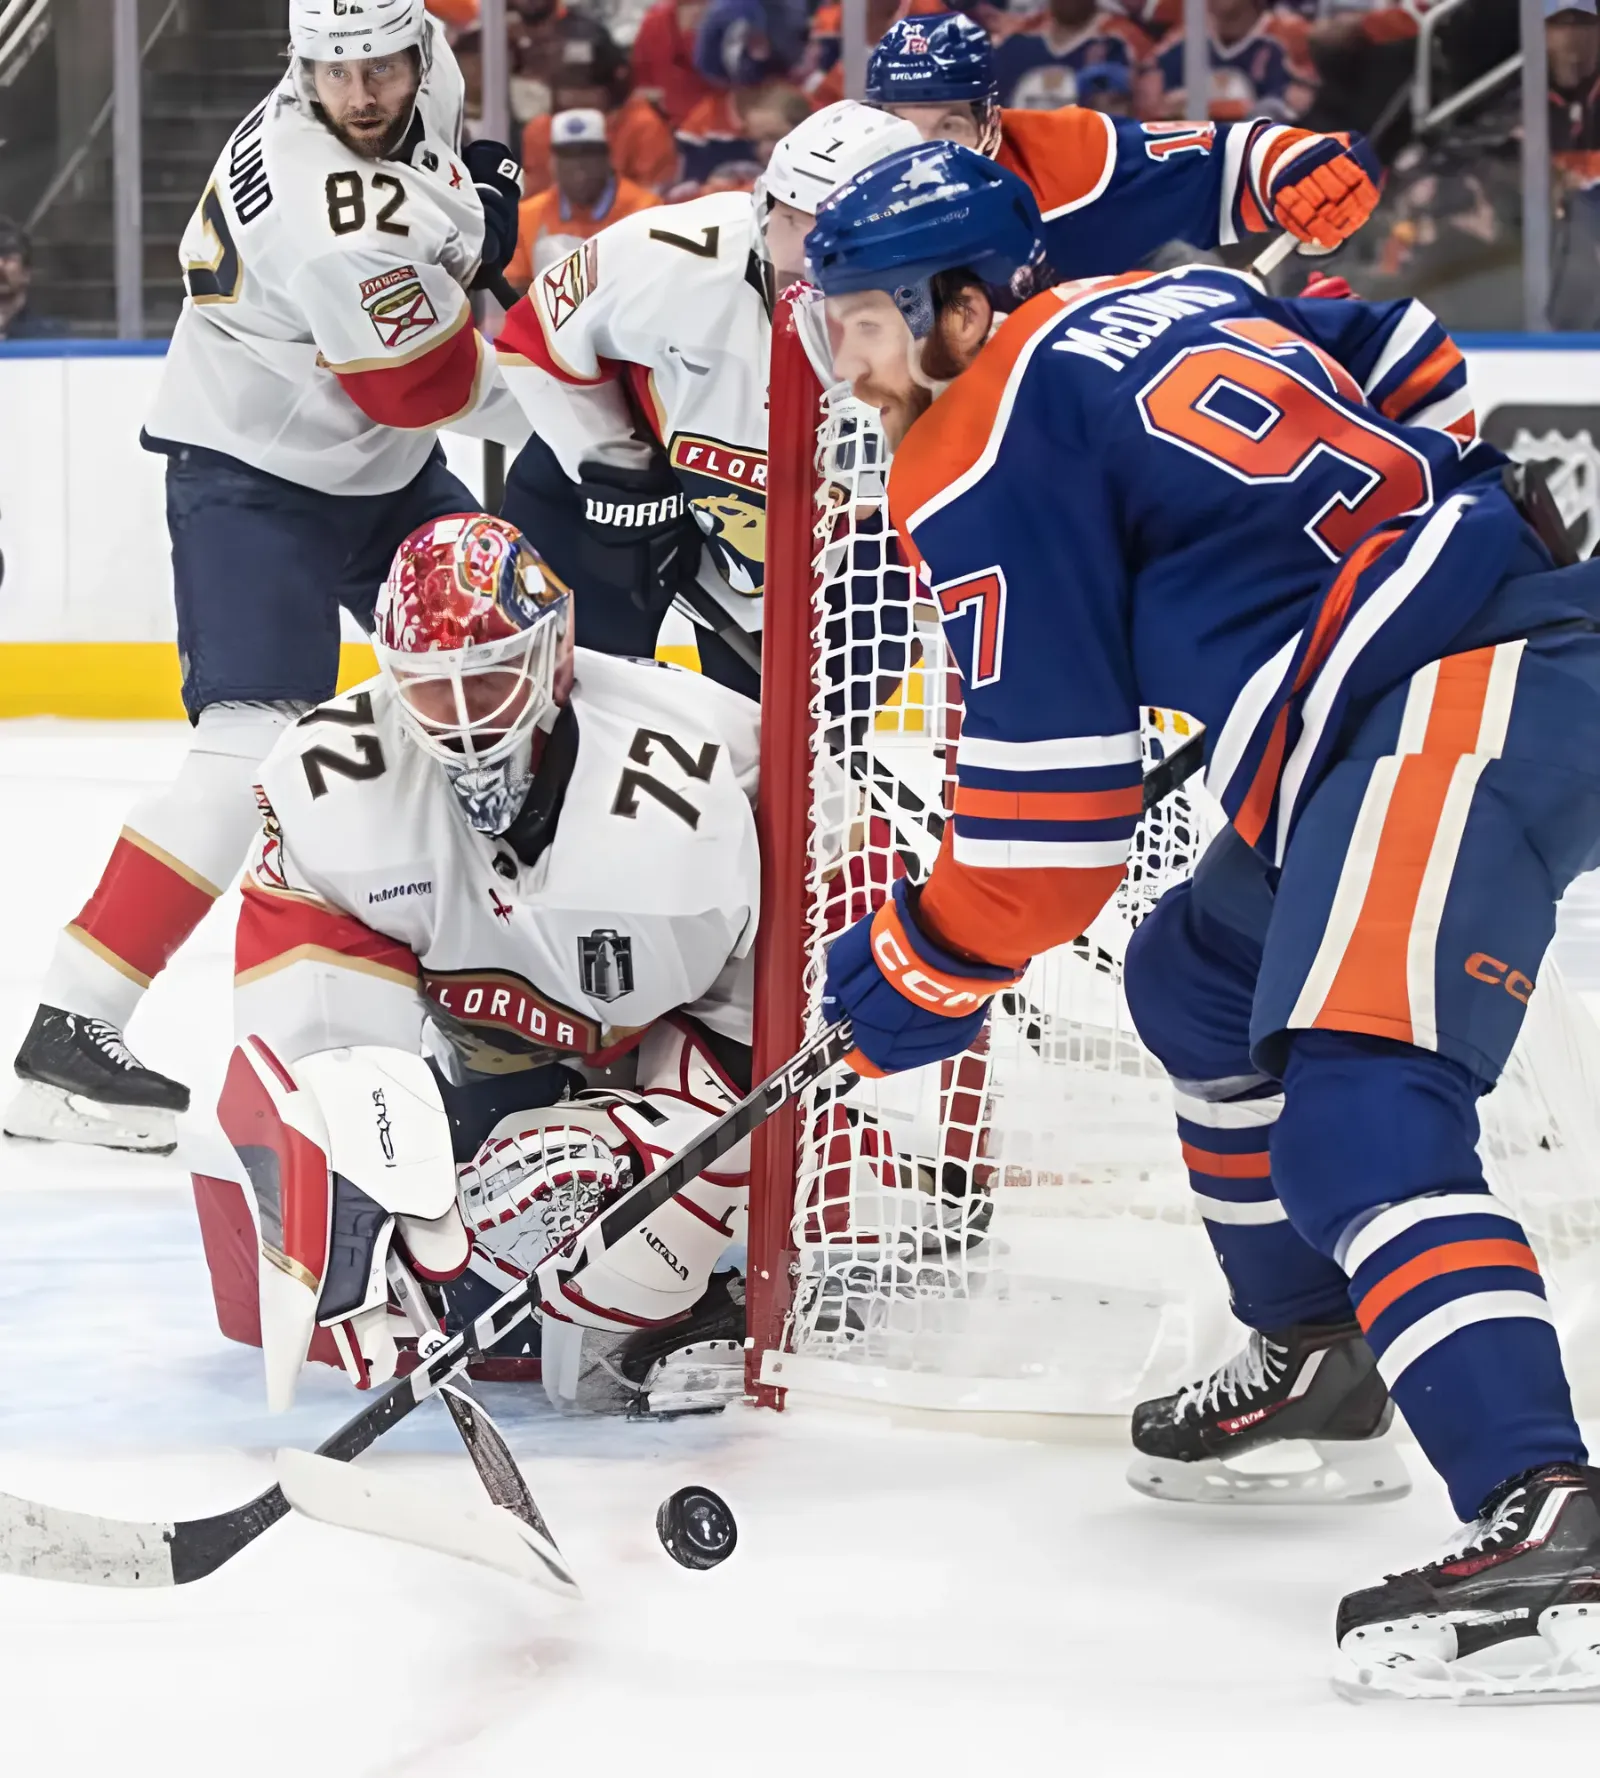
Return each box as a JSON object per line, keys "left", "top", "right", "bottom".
{"left": 218, "top": 1038, "right": 333, "bottom": 1414}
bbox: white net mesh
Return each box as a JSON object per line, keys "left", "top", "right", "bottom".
{"left": 754, "top": 370, "right": 1600, "bottom": 1420}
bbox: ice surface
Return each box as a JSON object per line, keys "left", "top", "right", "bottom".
{"left": 3, "top": 721, "right": 1600, "bottom": 1774}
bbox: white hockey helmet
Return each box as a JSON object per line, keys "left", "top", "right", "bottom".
{"left": 289, "top": 0, "right": 428, "bottom": 62}
{"left": 755, "top": 100, "right": 925, "bottom": 222}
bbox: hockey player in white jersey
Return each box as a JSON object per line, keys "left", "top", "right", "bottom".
{"left": 5, "top": 0, "right": 530, "bottom": 1156}
{"left": 191, "top": 512, "right": 762, "bottom": 1415}
{"left": 494, "top": 99, "right": 921, "bottom": 699}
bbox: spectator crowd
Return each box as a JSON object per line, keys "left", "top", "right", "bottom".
{"left": 0, "top": 0, "right": 1591, "bottom": 340}
{"left": 417, "top": 0, "right": 1592, "bottom": 330}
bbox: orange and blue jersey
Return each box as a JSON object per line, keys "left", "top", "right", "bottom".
{"left": 888, "top": 265, "right": 1514, "bottom": 971}
{"left": 997, "top": 108, "right": 1355, "bottom": 277}
{"left": 1146, "top": 14, "right": 1315, "bottom": 122}
{"left": 991, "top": 11, "right": 1146, "bottom": 109}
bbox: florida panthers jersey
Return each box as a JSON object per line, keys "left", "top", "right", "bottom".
{"left": 145, "top": 18, "right": 526, "bottom": 495}
{"left": 496, "top": 190, "right": 771, "bottom": 627}
{"left": 235, "top": 651, "right": 761, "bottom": 1074}
{"left": 889, "top": 267, "right": 1531, "bottom": 971}
{"left": 997, "top": 108, "right": 1353, "bottom": 275}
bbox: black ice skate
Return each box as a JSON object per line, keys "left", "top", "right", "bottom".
{"left": 1337, "top": 1463, "right": 1600, "bottom": 1701}
{"left": 4, "top": 1005, "right": 190, "bottom": 1155}
{"left": 1126, "top": 1319, "right": 1410, "bottom": 1505}
{"left": 618, "top": 1270, "right": 747, "bottom": 1416}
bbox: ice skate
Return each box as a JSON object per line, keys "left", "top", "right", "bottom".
{"left": 1336, "top": 1463, "right": 1600, "bottom": 1701}
{"left": 618, "top": 1270, "right": 749, "bottom": 1416}
{"left": 1127, "top": 1319, "right": 1410, "bottom": 1505}
{"left": 545, "top": 1272, "right": 749, "bottom": 1418}
{"left": 4, "top": 1006, "right": 191, "bottom": 1155}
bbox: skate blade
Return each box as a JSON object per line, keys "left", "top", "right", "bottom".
{"left": 1335, "top": 1603, "right": 1600, "bottom": 1703}
{"left": 2, "top": 1081, "right": 176, "bottom": 1155}
{"left": 635, "top": 1339, "right": 744, "bottom": 1417}
{"left": 1126, "top": 1438, "right": 1411, "bottom": 1506}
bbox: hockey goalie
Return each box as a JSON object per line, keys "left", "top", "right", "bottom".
{"left": 191, "top": 512, "right": 761, "bottom": 1416}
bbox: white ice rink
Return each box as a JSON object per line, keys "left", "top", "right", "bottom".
{"left": 5, "top": 720, "right": 1600, "bottom": 1776}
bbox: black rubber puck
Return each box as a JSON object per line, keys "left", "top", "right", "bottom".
{"left": 656, "top": 1485, "right": 737, "bottom": 1570}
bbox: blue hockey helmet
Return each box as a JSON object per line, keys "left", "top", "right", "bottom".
{"left": 806, "top": 141, "right": 1046, "bottom": 336}
{"left": 865, "top": 13, "right": 997, "bottom": 107}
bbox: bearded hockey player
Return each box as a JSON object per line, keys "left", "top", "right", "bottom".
{"left": 192, "top": 512, "right": 761, "bottom": 1416}
{"left": 809, "top": 142, "right": 1600, "bottom": 1700}
{"left": 5, "top": 0, "right": 528, "bottom": 1156}
{"left": 867, "top": 13, "right": 1381, "bottom": 271}
{"left": 494, "top": 99, "right": 922, "bottom": 698}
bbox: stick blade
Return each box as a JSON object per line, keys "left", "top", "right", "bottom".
{"left": 0, "top": 1489, "right": 177, "bottom": 1588}
{"left": 275, "top": 1449, "right": 580, "bottom": 1597}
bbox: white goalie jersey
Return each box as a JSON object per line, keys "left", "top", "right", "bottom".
{"left": 235, "top": 650, "right": 761, "bottom": 1073}
{"left": 145, "top": 15, "right": 526, "bottom": 494}
{"left": 495, "top": 190, "right": 772, "bottom": 617}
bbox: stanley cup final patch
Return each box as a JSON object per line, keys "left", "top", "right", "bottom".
{"left": 578, "top": 928, "right": 635, "bottom": 1003}
{"left": 360, "top": 264, "right": 439, "bottom": 350}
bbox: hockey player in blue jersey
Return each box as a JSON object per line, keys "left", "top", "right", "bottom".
{"left": 866, "top": 13, "right": 1381, "bottom": 273}
{"left": 809, "top": 141, "right": 1600, "bottom": 1701}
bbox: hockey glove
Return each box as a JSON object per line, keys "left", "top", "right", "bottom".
{"left": 577, "top": 458, "right": 705, "bottom": 615}
{"left": 464, "top": 139, "right": 523, "bottom": 285}
{"left": 822, "top": 879, "right": 1023, "bottom": 1078}
{"left": 1267, "top": 132, "right": 1381, "bottom": 250}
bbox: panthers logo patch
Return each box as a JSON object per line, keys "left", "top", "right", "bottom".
{"left": 667, "top": 433, "right": 768, "bottom": 594}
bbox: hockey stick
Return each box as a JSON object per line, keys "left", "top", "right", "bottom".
{"left": 0, "top": 1021, "right": 856, "bottom": 1591}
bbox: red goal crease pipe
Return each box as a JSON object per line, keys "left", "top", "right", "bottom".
{"left": 746, "top": 296, "right": 824, "bottom": 1409}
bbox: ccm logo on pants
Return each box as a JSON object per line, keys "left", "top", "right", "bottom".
{"left": 1464, "top": 952, "right": 1533, "bottom": 1004}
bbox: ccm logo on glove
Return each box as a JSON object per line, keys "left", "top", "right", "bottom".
{"left": 870, "top": 905, "right": 994, "bottom": 1014}
{"left": 864, "top": 903, "right": 1024, "bottom": 1017}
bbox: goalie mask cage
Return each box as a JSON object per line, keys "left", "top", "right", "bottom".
{"left": 746, "top": 294, "right": 1600, "bottom": 1421}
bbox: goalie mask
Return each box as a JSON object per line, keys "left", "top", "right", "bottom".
{"left": 374, "top": 513, "right": 572, "bottom": 835}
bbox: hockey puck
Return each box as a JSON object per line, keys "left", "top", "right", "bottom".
{"left": 655, "top": 1485, "right": 737, "bottom": 1570}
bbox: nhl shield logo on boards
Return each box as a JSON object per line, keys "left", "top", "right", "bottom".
{"left": 579, "top": 929, "right": 635, "bottom": 1002}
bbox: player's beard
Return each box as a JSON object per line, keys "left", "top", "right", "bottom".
{"left": 863, "top": 378, "right": 932, "bottom": 451}
{"left": 328, "top": 104, "right": 412, "bottom": 161}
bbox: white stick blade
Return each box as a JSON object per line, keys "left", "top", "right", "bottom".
{"left": 0, "top": 1491, "right": 177, "bottom": 1588}
{"left": 275, "top": 1450, "right": 580, "bottom": 1597}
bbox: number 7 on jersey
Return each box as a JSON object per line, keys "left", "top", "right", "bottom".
{"left": 933, "top": 568, "right": 1008, "bottom": 689}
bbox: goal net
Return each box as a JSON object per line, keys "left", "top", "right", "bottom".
{"left": 746, "top": 295, "right": 1600, "bottom": 1422}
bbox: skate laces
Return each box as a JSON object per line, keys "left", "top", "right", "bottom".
{"left": 78, "top": 1018, "right": 139, "bottom": 1073}
{"left": 1176, "top": 1331, "right": 1287, "bottom": 1421}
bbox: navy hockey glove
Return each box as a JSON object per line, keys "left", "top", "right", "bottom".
{"left": 464, "top": 139, "right": 522, "bottom": 284}
{"left": 822, "top": 879, "right": 1022, "bottom": 1078}
{"left": 577, "top": 458, "right": 705, "bottom": 615}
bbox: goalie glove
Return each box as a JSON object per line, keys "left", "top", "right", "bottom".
{"left": 531, "top": 1054, "right": 751, "bottom": 1413}
{"left": 457, "top": 1108, "right": 630, "bottom": 1284}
